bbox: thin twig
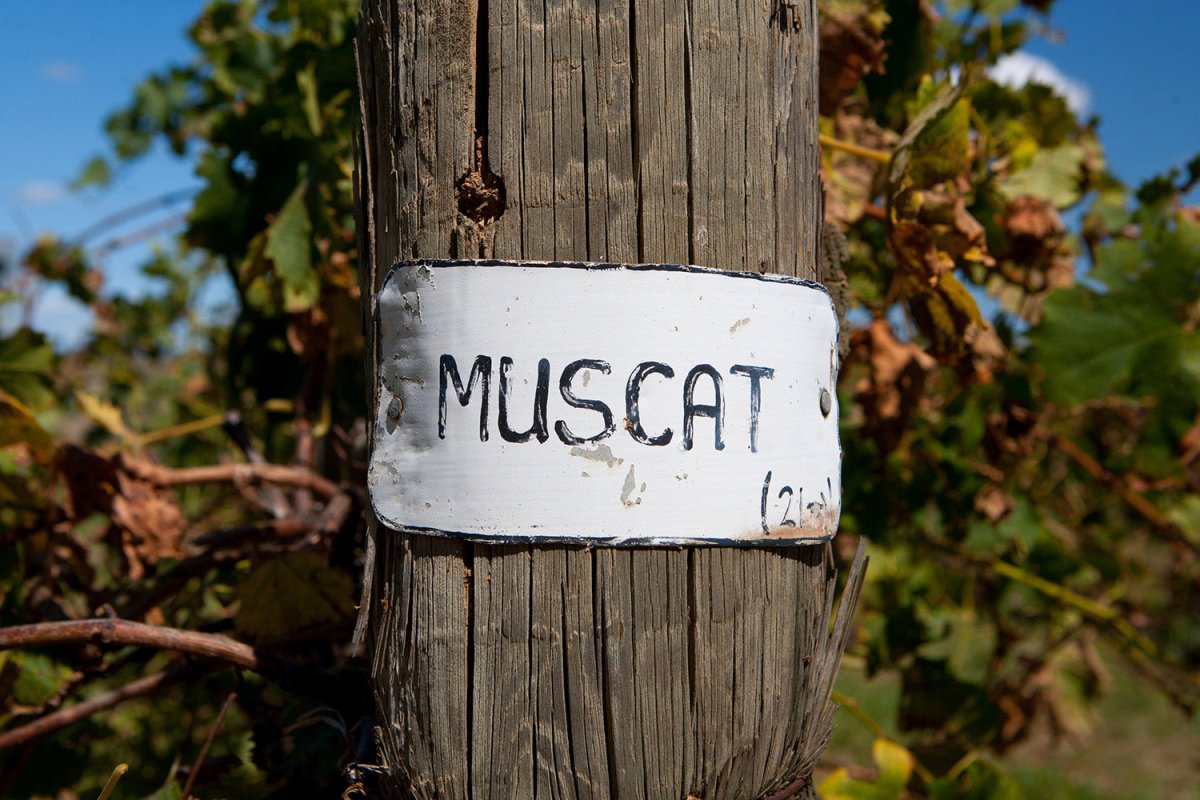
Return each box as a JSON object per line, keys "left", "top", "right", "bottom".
{"left": 986, "top": 559, "right": 1157, "bottom": 656}
{"left": 90, "top": 214, "right": 188, "bottom": 258}
{"left": 191, "top": 490, "right": 351, "bottom": 551}
{"left": 1113, "top": 639, "right": 1200, "bottom": 717}
{"left": 0, "top": 668, "right": 180, "bottom": 751}
{"left": 73, "top": 188, "right": 197, "bottom": 245}
{"left": 0, "top": 619, "right": 261, "bottom": 671}
{"left": 829, "top": 690, "right": 889, "bottom": 740}
{"left": 1048, "top": 430, "right": 1195, "bottom": 553}
{"left": 181, "top": 692, "right": 237, "bottom": 800}
{"left": 96, "top": 763, "right": 129, "bottom": 800}
{"left": 121, "top": 495, "right": 351, "bottom": 621}
{"left": 928, "top": 539, "right": 1200, "bottom": 712}
{"left": 819, "top": 132, "right": 892, "bottom": 164}
{"left": 946, "top": 749, "right": 980, "bottom": 781}
{"left": 761, "top": 777, "right": 808, "bottom": 800}
{"left": 294, "top": 417, "right": 316, "bottom": 516}
{"left": 924, "top": 535, "right": 1160, "bottom": 657}
{"left": 119, "top": 550, "right": 248, "bottom": 622}
{"left": 221, "top": 411, "right": 292, "bottom": 518}
{"left": 192, "top": 517, "right": 315, "bottom": 549}
{"left": 122, "top": 456, "right": 341, "bottom": 501}
{"left": 140, "top": 413, "right": 227, "bottom": 445}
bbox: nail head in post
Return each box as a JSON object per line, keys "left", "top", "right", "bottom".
{"left": 819, "top": 388, "right": 832, "bottom": 418}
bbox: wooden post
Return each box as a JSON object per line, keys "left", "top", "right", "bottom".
{"left": 354, "top": 1, "right": 865, "bottom": 798}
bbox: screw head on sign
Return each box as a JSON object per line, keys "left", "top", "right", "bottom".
{"left": 819, "top": 388, "right": 832, "bottom": 418}
{"left": 387, "top": 396, "right": 402, "bottom": 420}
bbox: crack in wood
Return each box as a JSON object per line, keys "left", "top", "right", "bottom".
{"left": 457, "top": 0, "right": 506, "bottom": 254}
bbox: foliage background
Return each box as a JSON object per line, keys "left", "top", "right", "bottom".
{"left": 1, "top": 1, "right": 1198, "bottom": 798}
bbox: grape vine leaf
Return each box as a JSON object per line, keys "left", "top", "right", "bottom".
{"left": 998, "top": 144, "right": 1085, "bottom": 209}
{"left": 1034, "top": 216, "right": 1200, "bottom": 405}
{"left": 0, "top": 389, "right": 53, "bottom": 457}
{"left": 264, "top": 180, "right": 319, "bottom": 312}
{"left": 819, "top": 738, "right": 914, "bottom": 799}
{"left": 235, "top": 551, "right": 354, "bottom": 640}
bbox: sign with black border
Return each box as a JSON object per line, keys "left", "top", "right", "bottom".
{"left": 368, "top": 260, "right": 841, "bottom": 546}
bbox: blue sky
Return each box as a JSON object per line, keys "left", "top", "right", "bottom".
{"left": 1020, "top": 3, "right": 1200, "bottom": 183}
{"left": 1, "top": 2, "right": 1198, "bottom": 345}
{"left": 0, "top": 3, "right": 201, "bottom": 342}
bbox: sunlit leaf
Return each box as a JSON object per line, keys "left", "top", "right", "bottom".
{"left": 819, "top": 738, "right": 914, "bottom": 799}
{"left": 0, "top": 328, "right": 54, "bottom": 410}
{"left": 76, "top": 390, "right": 140, "bottom": 446}
{"left": 72, "top": 155, "right": 112, "bottom": 189}
{"left": 0, "top": 388, "right": 54, "bottom": 458}
{"left": 297, "top": 61, "right": 322, "bottom": 135}
{"left": 999, "top": 144, "right": 1085, "bottom": 209}
{"left": 265, "top": 180, "right": 316, "bottom": 311}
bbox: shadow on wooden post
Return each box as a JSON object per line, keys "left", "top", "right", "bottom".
{"left": 353, "top": 0, "right": 867, "bottom": 797}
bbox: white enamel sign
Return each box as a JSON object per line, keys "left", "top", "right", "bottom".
{"left": 368, "top": 260, "right": 841, "bottom": 546}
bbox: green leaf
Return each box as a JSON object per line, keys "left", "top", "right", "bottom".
{"left": 1167, "top": 496, "right": 1200, "bottom": 546}
{"left": 143, "top": 780, "right": 183, "bottom": 800}
{"left": 929, "top": 760, "right": 1022, "bottom": 800}
{"left": 872, "top": 739, "right": 914, "bottom": 791}
{"left": 890, "top": 79, "right": 966, "bottom": 191}
{"left": 999, "top": 144, "right": 1085, "bottom": 209}
{"left": 1180, "top": 337, "right": 1200, "bottom": 385}
{"left": 918, "top": 610, "right": 997, "bottom": 685}
{"left": 264, "top": 180, "right": 316, "bottom": 310}
{"left": 1085, "top": 187, "right": 1131, "bottom": 236}
{"left": 72, "top": 155, "right": 112, "bottom": 189}
{"left": 0, "top": 652, "right": 74, "bottom": 707}
{"left": 282, "top": 269, "right": 321, "bottom": 312}
{"left": 0, "top": 328, "right": 55, "bottom": 411}
{"left": 75, "top": 390, "right": 140, "bottom": 447}
{"left": 819, "top": 738, "right": 914, "bottom": 799}
{"left": 188, "top": 149, "right": 250, "bottom": 260}
{"left": 980, "top": 0, "right": 1020, "bottom": 17}
{"left": 1034, "top": 291, "right": 1176, "bottom": 405}
{"left": 235, "top": 551, "right": 354, "bottom": 640}
{"left": 908, "top": 97, "right": 973, "bottom": 188}
{"left": 964, "top": 498, "right": 1046, "bottom": 555}
{"left": 1086, "top": 239, "right": 1145, "bottom": 289}
{"left": 297, "top": 62, "right": 323, "bottom": 135}
{"left": 0, "top": 389, "right": 54, "bottom": 457}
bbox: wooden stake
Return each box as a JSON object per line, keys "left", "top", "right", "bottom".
{"left": 355, "top": 1, "right": 863, "bottom": 797}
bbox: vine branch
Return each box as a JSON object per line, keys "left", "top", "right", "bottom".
{"left": 0, "top": 668, "right": 183, "bottom": 751}
{"left": 181, "top": 691, "right": 237, "bottom": 800}
{"left": 819, "top": 133, "right": 892, "bottom": 164}
{"left": 122, "top": 456, "right": 342, "bottom": 501}
{"left": 0, "top": 619, "right": 261, "bottom": 671}
{"left": 1047, "top": 430, "right": 1195, "bottom": 554}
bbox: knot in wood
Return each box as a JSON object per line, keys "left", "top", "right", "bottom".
{"left": 457, "top": 138, "right": 506, "bottom": 226}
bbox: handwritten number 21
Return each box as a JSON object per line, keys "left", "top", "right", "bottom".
{"left": 760, "top": 470, "right": 798, "bottom": 534}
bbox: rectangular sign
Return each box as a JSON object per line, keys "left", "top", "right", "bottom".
{"left": 368, "top": 260, "right": 841, "bottom": 545}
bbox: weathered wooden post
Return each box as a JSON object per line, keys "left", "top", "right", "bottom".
{"left": 354, "top": 1, "right": 865, "bottom": 797}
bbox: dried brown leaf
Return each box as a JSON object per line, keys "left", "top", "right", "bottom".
{"left": 974, "top": 483, "right": 1013, "bottom": 523}
{"left": 56, "top": 445, "right": 185, "bottom": 580}
{"left": 852, "top": 320, "right": 937, "bottom": 449}
{"left": 818, "top": 10, "right": 887, "bottom": 115}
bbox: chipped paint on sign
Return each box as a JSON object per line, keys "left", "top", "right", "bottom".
{"left": 368, "top": 260, "right": 841, "bottom": 546}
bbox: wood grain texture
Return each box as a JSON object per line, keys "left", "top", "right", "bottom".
{"left": 356, "top": 1, "right": 862, "bottom": 797}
